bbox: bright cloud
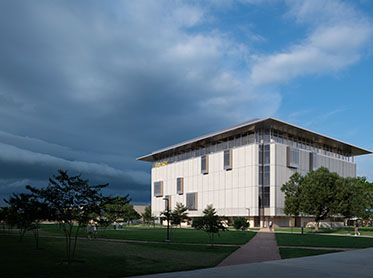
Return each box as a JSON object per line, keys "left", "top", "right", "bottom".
{"left": 250, "top": 0, "right": 373, "bottom": 85}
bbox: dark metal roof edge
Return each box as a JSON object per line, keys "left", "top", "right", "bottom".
{"left": 137, "top": 117, "right": 372, "bottom": 161}
{"left": 136, "top": 117, "right": 265, "bottom": 161}
{"left": 268, "top": 118, "right": 372, "bottom": 155}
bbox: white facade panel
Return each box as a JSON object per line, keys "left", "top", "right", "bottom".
{"left": 151, "top": 140, "right": 358, "bottom": 220}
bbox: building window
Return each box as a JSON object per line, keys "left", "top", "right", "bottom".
{"left": 309, "top": 152, "right": 317, "bottom": 171}
{"left": 259, "top": 144, "right": 270, "bottom": 208}
{"left": 224, "top": 149, "right": 232, "bottom": 170}
{"left": 259, "top": 187, "right": 270, "bottom": 208}
{"left": 177, "top": 177, "right": 184, "bottom": 195}
{"left": 164, "top": 195, "right": 171, "bottom": 210}
{"left": 287, "top": 146, "right": 299, "bottom": 168}
{"left": 154, "top": 181, "right": 163, "bottom": 197}
{"left": 186, "top": 192, "right": 198, "bottom": 210}
{"left": 259, "top": 165, "right": 270, "bottom": 186}
{"left": 259, "top": 144, "right": 270, "bottom": 164}
{"left": 201, "top": 155, "right": 209, "bottom": 174}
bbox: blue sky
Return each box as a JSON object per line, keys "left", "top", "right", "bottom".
{"left": 0, "top": 0, "right": 372, "bottom": 205}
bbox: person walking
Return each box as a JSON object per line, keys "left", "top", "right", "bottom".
{"left": 87, "top": 223, "right": 92, "bottom": 240}
{"left": 355, "top": 221, "right": 360, "bottom": 236}
{"left": 269, "top": 220, "right": 273, "bottom": 232}
{"left": 93, "top": 224, "right": 98, "bottom": 238}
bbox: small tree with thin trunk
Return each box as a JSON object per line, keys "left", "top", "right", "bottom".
{"left": 100, "top": 195, "right": 130, "bottom": 231}
{"left": 27, "top": 169, "right": 107, "bottom": 264}
{"left": 4, "top": 192, "right": 48, "bottom": 248}
{"left": 192, "top": 204, "right": 226, "bottom": 247}
{"left": 171, "top": 202, "right": 189, "bottom": 227}
{"left": 123, "top": 203, "right": 140, "bottom": 225}
{"left": 141, "top": 205, "right": 153, "bottom": 226}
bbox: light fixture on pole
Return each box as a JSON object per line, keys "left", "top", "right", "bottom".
{"left": 163, "top": 197, "right": 170, "bottom": 242}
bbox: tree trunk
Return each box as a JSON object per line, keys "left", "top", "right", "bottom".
{"left": 33, "top": 228, "right": 39, "bottom": 249}
{"left": 63, "top": 224, "right": 73, "bottom": 264}
{"left": 19, "top": 228, "right": 26, "bottom": 241}
{"left": 314, "top": 221, "right": 319, "bottom": 232}
{"left": 72, "top": 225, "right": 81, "bottom": 260}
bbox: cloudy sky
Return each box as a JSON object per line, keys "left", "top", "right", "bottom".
{"left": 1, "top": 0, "right": 372, "bottom": 205}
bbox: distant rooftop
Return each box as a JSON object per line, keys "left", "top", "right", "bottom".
{"left": 137, "top": 117, "right": 372, "bottom": 162}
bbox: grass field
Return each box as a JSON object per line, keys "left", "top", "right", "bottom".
{"left": 279, "top": 248, "right": 342, "bottom": 259}
{"left": 28, "top": 224, "right": 256, "bottom": 245}
{"left": 276, "top": 233, "right": 373, "bottom": 248}
{"left": 0, "top": 234, "right": 238, "bottom": 278}
{"left": 275, "top": 226, "right": 373, "bottom": 236}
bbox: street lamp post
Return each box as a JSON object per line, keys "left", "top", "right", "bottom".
{"left": 163, "top": 197, "right": 170, "bottom": 241}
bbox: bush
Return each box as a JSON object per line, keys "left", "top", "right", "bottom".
{"left": 233, "top": 217, "right": 249, "bottom": 231}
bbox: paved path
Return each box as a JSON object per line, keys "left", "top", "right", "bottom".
{"left": 218, "top": 231, "right": 280, "bottom": 266}
{"left": 132, "top": 248, "right": 373, "bottom": 278}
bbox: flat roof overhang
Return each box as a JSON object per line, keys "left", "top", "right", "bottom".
{"left": 137, "top": 117, "right": 372, "bottom": 162}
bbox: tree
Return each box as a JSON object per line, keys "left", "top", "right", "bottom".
{"left": 4, "top": 192, "right": 49, "bottom": 248}
{"left": 171, "top": 202, "right": 188, "bottom": 227}
{"left": 335, "top": 177, "right": 365, "bottom": 233}
{"left": 0, "top": 206, "right": 7, "bottom": 231}
{"left": 100, "top": 195, "right": 130, "bottom": 230}
{"left": 141, "top": 205, "right": 153, "bottom": 225}
{"left": 361, "top": 178, "right": 373, "bottom": 225}
{"left": 27, "top": 169, "right": 108, "bottom": 264}
{"left": 122, "top": 203, "right": 140, "bottom": 225}
{"left": 281, "top": 173, "right": 304, "bottom": 229}
{"left": 233, "top": 217, "right": 249, "bottom": 231}
{"left": 192, "top": 204, "right": 226, "bottom": 247}
{"left": 298, "top": 167, "right": 340, "bottom": 231}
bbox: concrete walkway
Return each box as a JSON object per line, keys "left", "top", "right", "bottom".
{"left": 132, "top": 247, "right": 373, "bottom": 278}
{"left": 218, "top": 231, "right": 280, "bottom": 266}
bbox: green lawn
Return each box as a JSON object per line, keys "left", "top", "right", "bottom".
{"left": 279, "top": 248, "right": 342, "bottom": 259}
{"left": 34, "top": 224, "right": 256, "bottom": 245}
{"left": 276, "top": 233, "right": 373, "bottom": 248}
{"left": 275, "top": 226, "right": 373, "bottom": 236}
{"left": 274, "top": 227, "right": 313, "bottom": 233}
{"left": 0, "top": 234, "right": 238, "bottom": 278}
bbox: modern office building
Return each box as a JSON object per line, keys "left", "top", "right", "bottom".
{"left": 137, "top": 118, "right": 371, "bottom": 227}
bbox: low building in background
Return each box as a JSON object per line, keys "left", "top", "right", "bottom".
{"left": 134, "top": 205, "right": 146, "bottom": 218}
{"left": 137, "top": 118, "right": 371, "bottom": 227}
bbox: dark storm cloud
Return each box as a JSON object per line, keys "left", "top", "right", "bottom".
{"left": 0, "top": 0, "right": 281, "bottom": 205}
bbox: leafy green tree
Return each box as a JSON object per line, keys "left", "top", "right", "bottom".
{"left": 335, "top": 177, "right": 365, "bottom": 233}
{"left": 233, "top": 217, "right": 249, "bottom": 231}
{"left": 123, "top": 203, "right": 140, "bottom": 225}
{"left": 27, "top": 170, "right": 108, "bottom": 264}
{"left": 171, "top": 202, "right": 189, "bottom": 227}
{"left": 100, "top": 195, "right": 130, "bottom": 230}
{"left": 298, "top": 167, "right": 340, "bottom": 230}
{"left": 281, "top": 173, "right": 304, "bottom": 228}
{"left": 361, "top": 178, "right": 373, "bottom": 225}
{"left": 0, "top": 206, "right": 9, "bottom": 231}
{"left": 192, "top": 205, "right": 226, "bottom": 247}
{"left": 141, "top": 205, "right": 153, "bottom": 225}
{"left": 4, "top": 192, "right": 49, "bottom": 248}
